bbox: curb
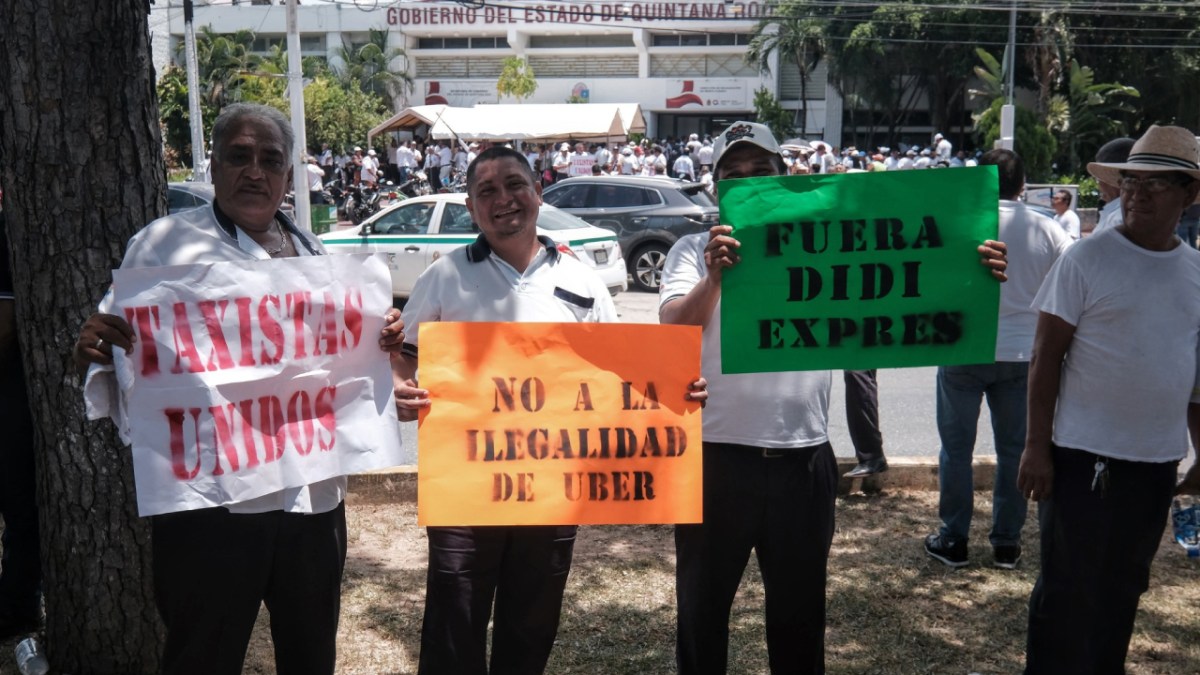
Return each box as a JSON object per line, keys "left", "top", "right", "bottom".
{"left": 346, "top": 457, "right": 999, "bottom": 504}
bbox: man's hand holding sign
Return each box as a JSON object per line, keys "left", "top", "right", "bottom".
{"left": 658, "top": 120, "right": 1008, "bottom": 675}
{"left": 72, "top": 103, "right": 405, "bottom": 675}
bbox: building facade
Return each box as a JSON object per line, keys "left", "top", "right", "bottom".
{"left": 166, "top": 0, "right": 842, "bottom": 143}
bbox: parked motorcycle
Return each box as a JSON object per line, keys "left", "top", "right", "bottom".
{"left": 398, "top": 169, "right": 432, "bottom": 199}
{"left": 344, "top": 180, "right": 395, "bottom": 225}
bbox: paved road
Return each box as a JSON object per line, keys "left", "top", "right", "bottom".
{"left": 396, "top": 290, "right": 993, "bottom": 463}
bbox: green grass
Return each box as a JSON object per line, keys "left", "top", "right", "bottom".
{"left": 4, "top": 491, "right": 1198, "bottom": 674}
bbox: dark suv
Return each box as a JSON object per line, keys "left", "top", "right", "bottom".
{"left": 542, "top": 175, "right": 719, "bottom": 291}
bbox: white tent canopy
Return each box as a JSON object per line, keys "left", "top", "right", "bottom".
{"left": 368, "top": 103, "right": 646, "bottom": 144}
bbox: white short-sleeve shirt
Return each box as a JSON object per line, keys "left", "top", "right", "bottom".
{"left": 402, "top": 235, "right": 618, "bottom": 355}
{"left": 659, "top": 233, "right": 830, "bottom": 449}
{"left": 1033, "top": 228, "right": 1200, "bottom": 462}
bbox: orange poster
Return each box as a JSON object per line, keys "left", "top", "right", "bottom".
{"left": 417, "top": 322, "right": 703, "bottom": 526}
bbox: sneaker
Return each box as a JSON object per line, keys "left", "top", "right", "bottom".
{"left": 993, "top": 545, "right": 1022, "bottom": 570}
{"left": 924, "top": 533, "right": 968, "bottom": 568}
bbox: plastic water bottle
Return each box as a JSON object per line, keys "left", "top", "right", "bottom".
{"left": 1172, "top": 498, "right": 1200, "bottom": 558}
{"left": 14, "top": 636, "right": 50, "bottom": 675}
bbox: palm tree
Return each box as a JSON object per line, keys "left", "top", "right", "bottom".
{"left": 1053, "top": 60, "right": 1139, "bottom": 174}
{"left": 334, "top": 28, "right": 412, "bottom": 111}
{"left": 189, "top": 26, "right": 260, "bottom": 108}
{"left": 746, "top": 0, "right": 827, "bottom": 137}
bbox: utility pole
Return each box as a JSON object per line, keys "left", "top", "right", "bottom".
{"left": 287, "top": 0, "right": 311, "bottom": 230}
{"left": 998, "top": 0, "right": 1017, "bottom": 151}
{"left": 183, "top": 0, "right": 207, "bottom": 175}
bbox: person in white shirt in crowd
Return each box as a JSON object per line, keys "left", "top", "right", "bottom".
{"left": 950, "top": 150, "right": 967, "bottom": 168}
{"left": 568, "top": 142, "right": 595, "bottom": 178}
{"left": 306, "top": 156, "right": 326, "bottom": 204}
{"left": 423, "top": 142, "right": 441, "bottom": 181}
{"left": 673, "top": 150, "right": 696, "bottom": 181}
{"left": 593, "top": 143, "right": 612, "bottom": 173}
{"left": 617, "top": 146, "right": 639, "bottom": 175}
{"left": 924, "top": 148, "right": 1072, "bottom": 572}
{"left": 698, "top": 165, "right": 713, "bottom": 193}
{"left": 915, "top": 148, "right": 933, "bottom": 170}
{"left": 318, "top": 143, "right": 334, "bottom": 181}
{"left": 360, "top": 148, "right": 379, "bottom": 187}
{"left": 1050, "top": 189, "right": 1081, "bottom": 240}
{"left": 386, "top": 139, "right": 400, "bottom": 182}
{"left": 396, "top": 140, "right": 415, "bottom": 183}
{"left": 552, "top": 143, "right": 572, "bottom": 182}
{"left": 934, "top": 132, "right": 953, "bottom": 163}
{"left": 1091, "top": 137, "right": 1136, "bottom": 235}
{"left": 646, "top": 145, "right": 668, "bottom": 176}
{"left": 809, "top": 144, "right": 835, "bottom": 174}
{"left": 898, "top": 149, "right": 916, "bottom": 170}
{"left": 453, "top": 144, "right": 470, "bottom": 179}
{"left": 697, "top": 139, "right": 714, "bottom": 171}
{"left": 436, "top": 141, "right": 453, "bottom": 187}
{"left": 883, "top": 148, "right": 900, "bottom": 171}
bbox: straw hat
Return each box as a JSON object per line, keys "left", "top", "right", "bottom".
{"left": 1087, "top": 125, "right": 1200, "bottom": 186}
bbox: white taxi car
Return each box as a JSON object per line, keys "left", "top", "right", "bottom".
{"left": 318, "top": 193, "right": 627, "bottom": 298}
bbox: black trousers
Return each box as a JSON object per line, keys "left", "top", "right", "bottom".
{"left": 0, "top": 380, "right": 40, "bottom": 624}
{"left": 151, "top": 502, "right": 347, "bottom": 675}
{"left": 843, "top": 370, "right": 884, "bottom": 463}
{"left": 1024, "top": 445, "right": 1177, "bottom": 675}
{"left": 675, "top": 441, "right": 838, "bottom": 675}
{"left": 418, "top": 525, "right": 577, "bottom": 675}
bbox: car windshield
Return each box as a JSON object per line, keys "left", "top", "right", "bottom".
{"left": 536, "top": 206, "right": 589, "bottom": 231}
{"left": 682, "top": 184, "right": 716, "bottom": 208}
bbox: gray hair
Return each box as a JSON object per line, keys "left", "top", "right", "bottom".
{"left": 211, "top": 103, "right": 294, "bottom": 165}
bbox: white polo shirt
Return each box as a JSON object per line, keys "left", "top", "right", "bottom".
{"left": 401, "top": 235, "right": 617, "bottom": 356}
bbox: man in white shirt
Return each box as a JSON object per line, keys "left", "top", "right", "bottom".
{"left": 1050, "top": 189, "right": 1081, "bottom": 240}
{"left": 360, "top": 149, "right": 379, "bottom": 186}
{"left": 568, "top": 142, "right": 595, "bottom": 178}
{"left": 662, "top": 121, "right": 1009, "bottom": 675}
{"left": 697, "top": 139, "right": 714, "bottom": 170}
{"left": 1018, "top": 125, "right": 1200, "bottom": 674}
{"left": 394, "top": 146, "right": 706, "bottom": 674}
{"left": 924, "top": 148, "right": 1071, "bottom": 571}
{"left": 72, "top": 103, "right": 405, "bottom": 675}
{"left": 436, "top": 141, "right": 453, "bottom": 188}
{"left": 934, "top": 132, "right": 953, "bottom": 162}
{"left": 673, "top": 151, "right": 696, "bottom": 181}
{"left": 396, "top": 140, "right": 416, "bottom": 182}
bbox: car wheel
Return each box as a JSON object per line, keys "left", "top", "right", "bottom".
{"left": 630, "top": 243, "right": 669, "bottom": 292}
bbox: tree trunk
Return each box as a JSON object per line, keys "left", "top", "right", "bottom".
{"left": 0, "top": 1, "right": 166, "bottom": 672}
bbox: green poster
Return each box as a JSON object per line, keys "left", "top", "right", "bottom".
{"left": 717, "top": 167, "right": 1000, "bottom": 374}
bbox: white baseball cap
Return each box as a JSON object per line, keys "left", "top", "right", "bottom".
{"left": 712, "top": 121, "right": 782, "bottom": 171}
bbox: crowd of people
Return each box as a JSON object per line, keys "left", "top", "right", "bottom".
{"left": 0, "top": 100, "right": 1196, "bottom": 675}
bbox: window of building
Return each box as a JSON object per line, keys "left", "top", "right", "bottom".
{"left": 417, "top": 36, "right": 506, "bottom": 50}
{"left": 650, "top": 32, "right": 750, "bottom": 47}
{"left": 528, "top": 34, "right": 634, "bottom": 49}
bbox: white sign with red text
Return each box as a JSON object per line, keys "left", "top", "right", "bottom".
{"left": 111, "top": 254, "right": 403, "bottom": 516}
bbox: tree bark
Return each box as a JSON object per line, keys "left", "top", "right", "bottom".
{"left": 0, "top": 1, "right": 166, "bottom": 672}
